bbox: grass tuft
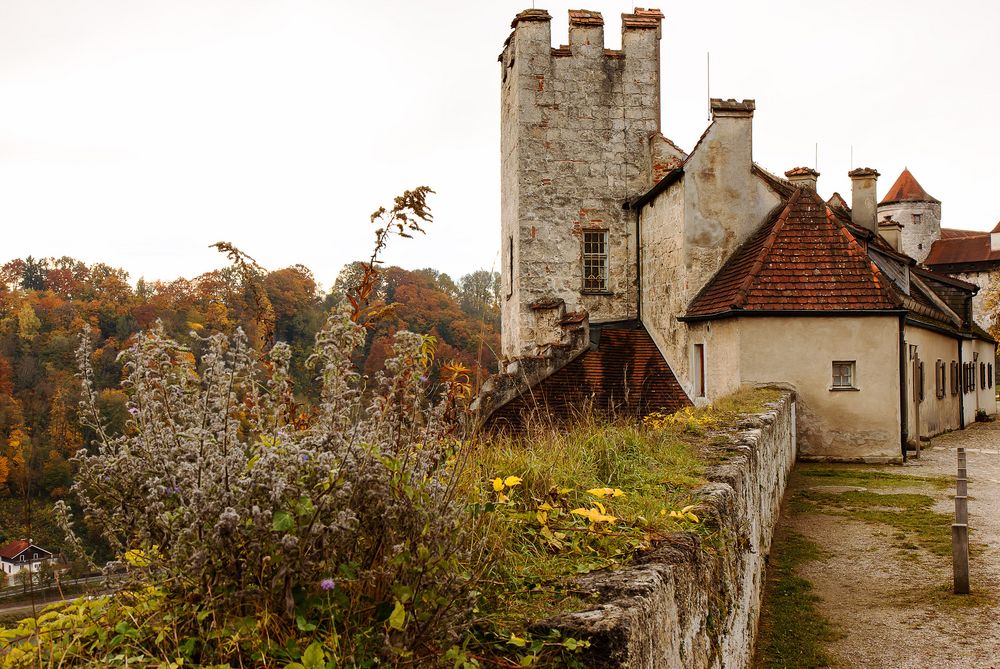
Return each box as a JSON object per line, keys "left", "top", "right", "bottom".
{"left": 755, "top": 529, "right": 841, "bottom": 669}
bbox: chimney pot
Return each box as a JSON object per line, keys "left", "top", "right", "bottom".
{"left": 849, "top": 167, "right": 880, "bottom": 233}
{"left": 784, "top": 166, "right": 820, "bottom": 191}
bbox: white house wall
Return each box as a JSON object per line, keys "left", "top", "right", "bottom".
{"left": 737, "top": 316, "right": 902, "bottom": 462}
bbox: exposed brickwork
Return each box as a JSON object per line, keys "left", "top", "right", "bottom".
{"left": 486, "top": 325, "right": 690, "bottom": 430}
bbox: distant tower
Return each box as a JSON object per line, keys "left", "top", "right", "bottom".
{"left": 498, "top": 8, "right": 664, "bottom": 358}
{"left": 877, "top": 168, "right": 941, "bottom": 263}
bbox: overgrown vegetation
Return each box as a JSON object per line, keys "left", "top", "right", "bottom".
{"left": 0, "top": 185, "right": 785, "bottom": 666}
{"left": 460, "top": 387, "right": 782, "bottom": 664}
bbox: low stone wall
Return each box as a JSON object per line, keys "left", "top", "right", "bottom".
{"left": 540, "top": 391, "right": 796, "bottom": 668}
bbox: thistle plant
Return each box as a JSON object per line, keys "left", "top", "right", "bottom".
{"left": 57, "top": 305, "right": 481, "bottom": 664}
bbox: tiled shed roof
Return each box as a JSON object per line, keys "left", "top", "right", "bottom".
{"left": 685, "top": 189, "right": 899, "bottom": 319}
{"left": 880, "top": 168, "right": 940, "bottom": 205}
{"left": 486, "top": 324, "right": 690, "bottom": 429}
{"left": 0, "top": 540, "right": 30, "bottom": 559}
{"left": 924, "top": 232, "right": 1000, "bottom": 272}
{"left": 940, "top": 228, "right": 985, "bottom": 239}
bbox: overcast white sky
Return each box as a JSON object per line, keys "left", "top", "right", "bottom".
{"left": 2, "top": 1, "right": 998, "bottom": 291}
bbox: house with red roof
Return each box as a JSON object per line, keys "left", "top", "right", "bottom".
{"left": 477, "top": 7, "right": 996, "bottom": 462}
{"left": 0, "top": 539, "right": 55, "bottom": 579}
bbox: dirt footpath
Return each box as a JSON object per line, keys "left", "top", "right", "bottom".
{"left": 775, "top": 423, "right": 1000, "bottom": 669}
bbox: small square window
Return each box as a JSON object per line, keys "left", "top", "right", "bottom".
{"left": 912, "top": 213, "right": 922, "bottom": 226}
{"left": 832, "top": 361, "right": 856, "bottom": 390}
{"left": 582, "top": 230, "right": 609, "bottom": 292}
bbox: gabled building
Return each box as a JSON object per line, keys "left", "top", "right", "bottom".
{"left": 477, "top": 7, "right": 997, "bottom": 462}
{"left": 0, "top": 539, "right": 54, "bottom": 578}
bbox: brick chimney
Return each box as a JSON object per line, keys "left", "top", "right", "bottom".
{"left": 848, "top": 167, "right": 880, "bottom": 233}
{"left": 784, "top": 167, "right": 819, "bottom": 192}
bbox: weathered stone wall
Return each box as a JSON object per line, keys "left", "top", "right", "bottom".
{"left": 876, "top": 200, "right": 941, "bottom": 263}
{"left": 499, "top": 9, "right": 663, "bottom": 358}
{"left": 542, "top": 391, "right": 796, "bottom": 668}
{"left": 953, "top": 269, "right": 993, "bottom": 331}
{"left": 638, "top": 99, "right": 782, "bottom": 400}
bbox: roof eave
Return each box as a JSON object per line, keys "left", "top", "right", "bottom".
{"left": 626, "top": 168, "right": 684, "bottom": 211}
{"left": 679, "top": 308, "right": 907, "bottom": 323}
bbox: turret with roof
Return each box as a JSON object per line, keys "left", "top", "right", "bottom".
{"left": 877, "top": 168, "right": 942, "bottom": 263}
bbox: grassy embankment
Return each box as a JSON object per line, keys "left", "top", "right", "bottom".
{"left": 463, "top": 387, "right": 782, "bottom": 661}
{"left": 0, "top": 387, "right": 782, "bottom": 667}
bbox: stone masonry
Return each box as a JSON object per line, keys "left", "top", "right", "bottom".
{"left": 499, "top": 9, "right": 665, "bottom": 358}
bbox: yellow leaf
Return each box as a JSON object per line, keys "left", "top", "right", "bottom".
{"left": 508, "top": 633, "right": 527, "bottom": 648}
{"left": 504, "top": 476, "right": 523, "bottom": 488}
{"left": 570, "top": 507, "right": 616, "bottom": 524}
{"left": 388, "top": 600, "right": 406, "bottom": 631}
{"left": 586, "top": 487, "right": 614, "bottom": 498}
{"left": 595, "top": 501, "right": 607, "bottom": 515}
{"left": 498, "top": 492, "right": 509, "bottom": 503}
{"left": 537, "top": 503, "right": 552, "bottom": 511}
{"left": 492, "top": 478, "right": 504, "bottom": 492}
{"left": 536, "top": 510, "right": 548, "bottom": 526}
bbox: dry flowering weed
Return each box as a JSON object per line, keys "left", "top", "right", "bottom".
{"left": 49, "top": 310, "right": 483, "bottom": 665}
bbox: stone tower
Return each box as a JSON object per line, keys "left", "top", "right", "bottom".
{"left": 877, "top": 168, "right": 941, "bottom": 263}
{"left": 498, "top": 8, "right": 665, "bottom": 359}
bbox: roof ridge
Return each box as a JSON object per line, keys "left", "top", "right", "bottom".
{"left": 823, "top": 203, "right": 903, "bottom": 309}
{"left": 731, "top": 189, "right": 801, "bottom": 309}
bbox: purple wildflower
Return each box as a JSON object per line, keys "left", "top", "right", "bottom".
{"left": 128, "top": 407, "right": 140, "bottom": 416}
{"left": 419, "top": 375, "right": 429, "bottom": 383}
{"left": 320, "top": 578, "right": 336, "bottom": 591}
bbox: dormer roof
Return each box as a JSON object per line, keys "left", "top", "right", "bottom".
{"left": 880, "top": 168, "right": 940, "bottom": 206}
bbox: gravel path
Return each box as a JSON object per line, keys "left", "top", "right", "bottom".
{"left": 780, "top": 423, "right": 1000, "bottom": 669}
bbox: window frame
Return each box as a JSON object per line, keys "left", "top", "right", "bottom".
{"left": 831, "top": 360, "right": 857, "bottom": 391}
{"left": 951, "top": 361, "right": 959, "bottom": 396}
{"left": 935, "top": 360, "right": 945, "bottom": 399}
{"left": 581, "top": 229, "right": 610, "bottom": 294}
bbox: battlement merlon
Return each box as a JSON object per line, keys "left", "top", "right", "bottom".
{"left": 501, "top": 8, "right": 663, "bottom": 63}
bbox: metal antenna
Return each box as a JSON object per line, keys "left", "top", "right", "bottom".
{"left": 706, "top": 52, "right": 711, "bottom": 121}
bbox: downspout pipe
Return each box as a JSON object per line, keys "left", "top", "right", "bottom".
{"left": 898, "top": 314, "right": 907, "bottom": 463}
{"left": 958, "top": 339, "right": 965, "bottom": 430}
{"left": 635, "top": 206, "right": 642, "bottom": 322}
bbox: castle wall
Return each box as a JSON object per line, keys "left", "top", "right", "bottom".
{"left": 877, "top": 201, "right": 941, "bottom": 263}
{"left": 952, "top": 269, "right": 993, "bottom": 331}
{"left": 499, "top": 10, "right": 662, "bottom": 358}
{"left": 543, "top": 391, "right": 796, "bottom": 668}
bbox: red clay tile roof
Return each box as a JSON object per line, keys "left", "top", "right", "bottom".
{"left": 924, "top": 233, "right": 1000, "bottom": 272}
{"left": 880, "top": 168, "right": 940, "bottom": 205}
{"left": 940, "top": 228, "right": 985, "bottom": 239}
{"left": 0, "top": 540, "right": 30, "bottom": 559}
{"left": 486, "top": 325, "right": 690, "bottom": 429}
{"left": 685, "top": 189, "right": 900, "bottom": 318}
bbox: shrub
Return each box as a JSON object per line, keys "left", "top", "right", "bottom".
{"left": 44, "top": 309, "right": 484, "bottom": 666}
